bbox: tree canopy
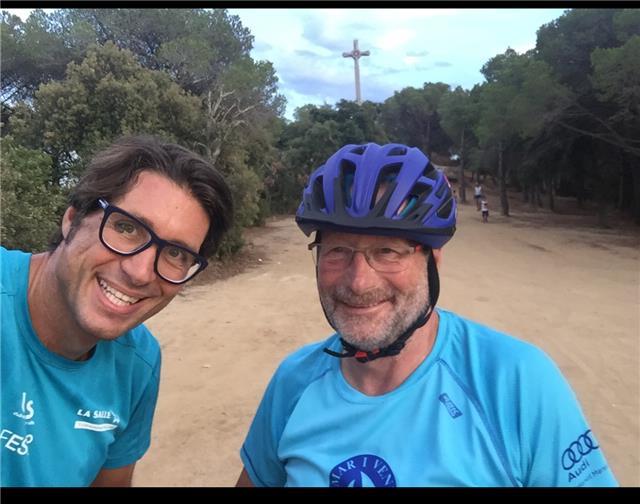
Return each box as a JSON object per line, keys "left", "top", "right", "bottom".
{"left": 2, "top": 7, "right": 638, "bottom": 255}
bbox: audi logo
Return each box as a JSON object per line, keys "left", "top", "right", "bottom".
{"left": 561, "top": 430, "right": 599, "bottom": 470}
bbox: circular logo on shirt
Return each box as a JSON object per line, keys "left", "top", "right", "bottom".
{"left": 329, "top": 454, "right": 397, "bottom": 487}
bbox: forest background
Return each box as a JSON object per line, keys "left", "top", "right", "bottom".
{"left": 2, "top": 8, "right": 639, "bottom": 254}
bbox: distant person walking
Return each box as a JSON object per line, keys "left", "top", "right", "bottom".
{"left": 474, "top": 182, "right": 483, "bottom": 210}
{"left": 481, "top": 199, "right": 489, "bottom": 223}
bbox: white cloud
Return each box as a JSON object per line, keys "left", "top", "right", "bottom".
{"left": 402, "top": 56, "right": 420, "bottom": 66}
{"left": 373, "top": 28, "right": 416, "bottom": 51}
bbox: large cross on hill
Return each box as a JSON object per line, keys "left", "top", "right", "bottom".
{"left": 342, "top": 39, "right": 370, "bottom": 105}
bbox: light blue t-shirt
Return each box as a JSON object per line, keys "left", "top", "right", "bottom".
{"left": 1, "top": 247, "right": 162, "bottom": 487}
{"left": 241, "top": 308, "right": 617, "bottom": 487}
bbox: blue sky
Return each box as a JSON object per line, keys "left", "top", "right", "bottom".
{"left": 6, "top": 8, "right": 568, "bottom": 120}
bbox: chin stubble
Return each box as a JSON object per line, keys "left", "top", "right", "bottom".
{"left": 319, "top": 272, "right": 429, "bottom": 352}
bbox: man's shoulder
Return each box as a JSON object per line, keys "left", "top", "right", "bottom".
{"left": 276, "top": 335, "right": 338, "bottom": 379}
{"left": 112, "top": 324, "right": 161, "bottom": 371}
{"left": 0, "top": 246, "right": 29, "bottom": 263}
{"left": 440, "top": 309, "right": 551, "bottom": 365}
{"left": 440, "top": 309, "right": 563, "bottom": 390}
{"left": 0, "top": 246, "right": 30, "bottom": 295}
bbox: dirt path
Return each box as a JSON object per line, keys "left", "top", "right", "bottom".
{"left": 135, "top": 202, "right": 640, "bottom": 487}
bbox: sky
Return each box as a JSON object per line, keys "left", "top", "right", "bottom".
{"left": 6, "top": 7, "right": 567, "bottom": 120}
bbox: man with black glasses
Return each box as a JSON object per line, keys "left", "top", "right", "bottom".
{"left": 1, "top": 135, "right": 233, "bottom": 486}
{"left": 236, "top": 142, "right": 617, "bottom": 487}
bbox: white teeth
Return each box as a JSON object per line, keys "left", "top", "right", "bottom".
{"left": 99, "top": 279, "right": 140, "bottom": 306}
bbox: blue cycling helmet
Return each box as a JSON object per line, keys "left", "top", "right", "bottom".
{"left": 295, "top": 142, "right": 456, "bottom": 248}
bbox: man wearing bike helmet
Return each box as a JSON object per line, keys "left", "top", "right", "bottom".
{"left": 236, "top": 143, "right": 617, "bottom": 487}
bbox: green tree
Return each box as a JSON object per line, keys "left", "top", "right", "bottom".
{"left": 475, "top": 48, "right": 573, "bottom": 215}
{"left": 591, "top": 35, "right": 640, "bottom": 222}
{"left": 1, "top": 10, "right": 79, "bottom": 106}
{"left": 3, "top": 7, "right": 289, "bottom": 256}
{"left": 536, "top": 8, "right": 639, "bottom": 224}
{"left": 49, "top": 9, "right": 254, "bottom": 95}
{"left": 334, "top": 100, "right": 388, "bottom": 145}
{"left": 537, "top": 9, "right": 619, "bottom": 95}
{"left": 438, "top": 86, "right": 478, "bottom": 203}
{"left": 1, "top": 136, "right": 67, "bottom": 251}
{"left": 381, "top": 83, "right": 450, "bottom": 155}
{"left": 10, "top": 42, "right": 203, "bottom": 185}
{"left": 475, "top": 49, "right": 529, "bottom": 216}
{"left": 591, "top": 36, "right": 640, "bottom": 145}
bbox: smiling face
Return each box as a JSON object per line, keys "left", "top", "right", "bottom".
{"left": 54, "top": 170, "right": 210, "bottom": 343}
{"left": 316, "top": 231, "right": 430, "bottom": 352}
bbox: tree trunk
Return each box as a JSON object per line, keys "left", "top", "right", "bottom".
{"left": 597, "top": 190, "right": 609, "bottom": 228}
{"left": 618, "top": 166, "right": 624, "bottom": 211}
{"left": 536, "top": 185, "right": 543, "bottom": 208}
{"left": 631, "top": 162, "right": 640, "bottom": 225}
{"left": 498, "top": 140, "right": 509, "bottom": 216}
{"left": 529, "top": 184, "right": 538, "bottom": 212}
{"left": 546, "top": 174, "right": 555, "bottom": 212}
{"left": 458, "top": 129, "right": 467, "bottom": 203}
{"left": 592, "top": 155, "right": 610, "bottom": 228}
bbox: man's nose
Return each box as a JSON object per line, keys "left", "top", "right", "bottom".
{"left": 343, "top": 251, "right": 379, "bottom": 294}
{"left": 119, "top": 246, "right": 158, "bottom": 286}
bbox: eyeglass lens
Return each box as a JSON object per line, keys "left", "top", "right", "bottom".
{"left": 101, "top": 210, "right": 201, "bottom": 282}
{"left": 312, "top": 244, "right": 415, "bottom": 273}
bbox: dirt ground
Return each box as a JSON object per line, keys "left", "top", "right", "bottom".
{"left": 135, "top": 189, "right": 640, "bottom": 487}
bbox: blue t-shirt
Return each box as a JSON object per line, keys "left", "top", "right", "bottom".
{"left": 241, "top": 309, "right": 617, "bottom": 487}
{"left": 1, "top": 247, "right": 162, "bottom": 486}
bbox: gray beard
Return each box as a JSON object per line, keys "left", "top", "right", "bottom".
{"left": 318, "top": 271, "right": 429, "bottom": 352}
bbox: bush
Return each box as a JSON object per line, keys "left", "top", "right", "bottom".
{"left": 1, "top": 137, "right": 68, "bottom": 252}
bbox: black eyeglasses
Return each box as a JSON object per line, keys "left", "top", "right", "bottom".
{"left": 97, "top": 198, "right": 208, "bottom": 284}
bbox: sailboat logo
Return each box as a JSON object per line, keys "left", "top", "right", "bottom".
{"left": 329, "top": 454, "right": 396, "bottom": 487}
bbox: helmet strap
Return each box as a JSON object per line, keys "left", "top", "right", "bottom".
{"left": 323, "top": 250, "right": 440, "bottom": 363}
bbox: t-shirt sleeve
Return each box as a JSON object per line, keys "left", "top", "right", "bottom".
{"left": 240, "top": 366, "right": 289, "bottom": 487}
{"left": 103, "top": 344, "right": 162, "bottom": 469}
{"left": 514, "top": 348, "right": 618, "bottom": 487}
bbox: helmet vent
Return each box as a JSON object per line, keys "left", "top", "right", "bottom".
{"left": 340, "top": 160, "right": 357, "bottom": 207}
{"left": 312, "top": 176, "right": 326, "bottom": 210}
{"left": 378, "top": 163, "right": 401, "bottom": 182}
{"left": 350, "top": 145, "right": 367, "bottom": 155}
{"left": 423, "top": 162, "right": 438, "bottom": 181}
{"left": 387, "top": 146, "right": 407, "bottom": 156}
{"left": 371, "top": 163, "right": 401, "bottom": 209}
{"left": 435, "top": 179, "right": 448, "bottom": 198}
{"left": 436, "top": 198, "right": 453, "bottom": 219}
{"left": 412, "top": 182, "right": 432, "bottom": 201}
{"left": 397, "top": 183, "right": 432, "bottom": 218}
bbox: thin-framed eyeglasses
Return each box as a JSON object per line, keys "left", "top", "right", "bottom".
{"left": 308, "top": 241, "right": 423, "bottom": 273}
{"left": 97, "top": 198, "right": 208, "bottom": 284}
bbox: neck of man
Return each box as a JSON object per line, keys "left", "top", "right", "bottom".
{"left": 28, "top": 252, "right": 95, "bottom": 361}
{"left": 340, "top": 310, "right": 439, "bottom": 396}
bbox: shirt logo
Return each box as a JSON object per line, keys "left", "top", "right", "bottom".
{"left": 562, "top": 430, "right": 599, "bottom": 470}
{"left": 438, "top": 393, "right": 462, "bottom": 419}
{"left": 12, "top": 392, "right": 35, "bottom": 425}
{"left": 329, "top": 454, "right": 396, "bottom": 487}
{"left": 74, "top": 408, "right": 120, "bottom": 432}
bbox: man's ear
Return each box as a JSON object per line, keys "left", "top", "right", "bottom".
{"left": 61, "top": 207, "right": 76, "bottom": 241}
{"left": 431, "top": 248, "right": 443, "bottom": 269}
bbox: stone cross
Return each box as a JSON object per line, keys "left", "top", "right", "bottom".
{"left": 342, "top": 39, "right": 370, "bottom": 104}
